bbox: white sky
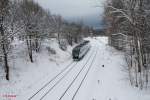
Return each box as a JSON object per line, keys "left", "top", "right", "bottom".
{"left": 35, "top": 0, "right": 106, "bottom": 28}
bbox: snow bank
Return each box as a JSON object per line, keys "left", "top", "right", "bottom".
{"left": 0, "top": 38, "right": 72, "bottom": 100}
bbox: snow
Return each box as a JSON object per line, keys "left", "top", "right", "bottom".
{"left": 41, "top": 41, "right": 96, "bottom": 100}
{"left": 74, "top": 37, "right": 150, "bottom": 100}
{"left": 0, "top": 37, "right": 150, "bottom": 100}
{"left": 0, "top": 38, "right": 72, "bottom": 100}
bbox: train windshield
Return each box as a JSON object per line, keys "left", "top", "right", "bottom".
{"left": 73, "top": 47, "right": 80, "bottom": 55}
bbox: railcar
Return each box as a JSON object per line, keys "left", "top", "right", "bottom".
{"left": 72, "top": 40, "right": 91, "bottom": 61}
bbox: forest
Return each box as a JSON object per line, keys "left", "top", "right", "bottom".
{"left": 0, "top": 0, "right": 92, "bottom": 81}
{"left": 104, "top": 0, "right": 150, "bottom": 89}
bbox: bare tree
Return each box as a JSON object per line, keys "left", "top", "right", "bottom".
{"left": 20, "top": 0, "right": 45, "bottom": 62}
{"left": 104, "top": 0, "right": 150, "bottom": 89}
{"left": 0, "top": 0, "right": 11, "bottom": 80}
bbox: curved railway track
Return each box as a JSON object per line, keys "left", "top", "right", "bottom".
{"left": 58, "top": 48, "right": 98, "bottom": 100}
{"left": 28, "top": 61, "right": 74, "bottom": 100}
{"left": 72, "top": 49, "right": 98, "bottom": 100}
{"left": 28, "top": 47, "right": 95, "bottom": 100}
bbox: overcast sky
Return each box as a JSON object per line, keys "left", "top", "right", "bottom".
{"left": 35, "top": 0, "right": 105, "bottom": 28}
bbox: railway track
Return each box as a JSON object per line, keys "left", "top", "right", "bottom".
{"left": 28, "top": 47, "right": 95, "bottom": 100}
{"left": 39, "top": 48, "right": 95, "bottom": 100}
{"left": 72, "top": 49, "right": 98, "bottom": 100}
{"left": 58, "top": 48, "right": 98, "bottom": 100}
{"left": 28, "top": 61, "right": 75, "bottom": 100}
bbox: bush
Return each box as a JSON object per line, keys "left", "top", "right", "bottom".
{"left": 59, "top": 39, "right": 67, "bottom": 51}
{"left": 46, "top": 47, "right": 56, "bottom": 55}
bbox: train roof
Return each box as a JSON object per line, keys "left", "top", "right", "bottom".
{"left": 80, "top": 40, "right": 90, "bottom": 46}
{"left": 74, "top": 40, "right": 90, "bottom": 49}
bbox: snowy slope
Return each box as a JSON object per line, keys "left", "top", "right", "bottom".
{"left": 0, "top": 39, "right": 72, "bottom": 100}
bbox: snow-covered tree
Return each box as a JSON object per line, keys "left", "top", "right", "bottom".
{"left": 104, "top": 0, "right": 150, "bottom": 89}
{"left": 19, "top": 0, "right": 46, "bottom": 62}
{"left": 0, "top": 0, "right": 11, "bottom": 80}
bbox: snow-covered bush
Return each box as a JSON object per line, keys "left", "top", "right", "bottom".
{"left": 46, "top": 47, "right": 56, "bottom": 55}
{"left": 59, "top": 39, "right": 67, "bottom": 51}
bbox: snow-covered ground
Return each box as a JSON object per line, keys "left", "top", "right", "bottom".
{"left": 0, "top": 39, "right": 73, "bottom": 100}
{"left": 0, "top": 37, "right": 150, "bottom": 100}
{"left": 77, "top": 37, "right": 150, "bottom": 100}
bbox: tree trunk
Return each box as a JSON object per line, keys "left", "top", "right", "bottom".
{"left": 35, "top": 38, "right": 40, "bottom": 52}
{"left": 26, "top": 36, "right": 33, "bottom": 63}
{"left": 4, "top": 53, "right": 9, "bottom": 80}
{"left": 0, "top": 19, "right": 9, "bottom": 80}
{"left": 2, "top": 43, "right": 9, "bottom": 80}
{"left": 57, "top": 32, "right": 61, "bottom": 45}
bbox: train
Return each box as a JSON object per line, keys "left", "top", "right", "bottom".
{"left": 72, "top": 40, "right": 91, "bottom": 61}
